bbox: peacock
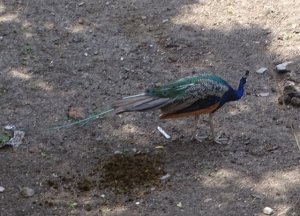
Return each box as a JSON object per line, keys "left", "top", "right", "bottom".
{"left": 54, "top": 71, "right": 249, "bottom": 143}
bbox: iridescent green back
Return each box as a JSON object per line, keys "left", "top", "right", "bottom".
{"left": 145, "top": 74, "right": 230, "bottom": 99}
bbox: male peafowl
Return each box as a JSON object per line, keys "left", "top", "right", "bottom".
{"left": 54, "top": 71, "right": 249, "bottom": 143}
{"left": 112, "top": 71, "right": 249, "bottom": 142}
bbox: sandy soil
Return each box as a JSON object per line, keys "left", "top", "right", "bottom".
{"left": 0, "top": 0, "right": 300, "bottom": 215}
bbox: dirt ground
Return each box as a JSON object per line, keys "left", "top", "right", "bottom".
{"left": 1, "top": 0, "right": 300, "bottom": 215}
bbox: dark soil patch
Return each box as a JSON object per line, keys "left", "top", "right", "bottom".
{"left": 99, "top": 154, "right": 165, "bottom": 195}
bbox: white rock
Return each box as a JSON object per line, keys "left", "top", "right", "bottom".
{"left": 276, "top": 61, "right": 293, "bottom": 72}
{"left": 256, "top": 67, "right": 268, "bottom": 74}
{"left": 263, "top": 207, "right": 274, "bottom": 215}
{"left": 258, "top": 92, "right": 270, "bottom": 97}
{"left": 160, "top": 173, "right": 171, "bottom": 181}
{"left": 0, "top": 186, "right": 5, "bottom": 192}
{"left": 20, "top": 187, "right": 35, "bottom": 197}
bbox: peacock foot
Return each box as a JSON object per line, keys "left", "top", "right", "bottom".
{"left": 192, "top": 132, "right": 228, "bottom": 144}
{"left": 192, "top": 134, "right": 209, "bottom": 142}
{"left": 210, "top": 131, "right": 228, "bottom": 144}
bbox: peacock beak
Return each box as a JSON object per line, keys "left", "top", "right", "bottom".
{"left": 243, "top": 70, "right": 249, "bottom": 79}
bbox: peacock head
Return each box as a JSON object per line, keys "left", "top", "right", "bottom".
{"left": 236, "top": 70, "right": 249, "bottom": 99}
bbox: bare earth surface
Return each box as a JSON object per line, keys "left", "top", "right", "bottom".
{"left": 1, "top": 0, "right": 300, "bottom": 215}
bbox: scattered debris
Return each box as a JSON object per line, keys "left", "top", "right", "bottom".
{"left": 162, "top": 19, "right": 169, "bottom": 23}
{"left": 78, "top": 2, "right": 85, "bottom": 6}
{"left": 68, "top": 107, "right": 85, "bottom": 119}
{"left": 135, "top": 201, "right": 140, "bottom": 205}
{"left": 155, "top": 146, "right": 164, "bottom": 149}
{"left": 4, "top": 125, "right": 16, "bottom": 132}
{"left": 114, "top": 150, "right": 122, "bottom": 154}
{"left": 1, "top": 125, "right": 25, "bottom": 148}
{"left": 100, "top": 194, "right": 105, "bottom": 198}
{"left": 5, "top": 130, "right": 25, "bottom": 148}
{"left": 204, "top": 198, "right": 212, "bottom": 203}
{"left": 278, "top": 85, "right": 300, "bottom": 107}
{"left": 257, "top": 92, "right": 270, "bottom": 97}
{"left": 256, "top": 67, "right": 268, "bottom": 74}
{"left": 263, "top": 207, "right": 274, "bottom": 215}
{"left": 20, "top": 187, "right": 35, "bottom": 197}
{"left": 68, "top": 202, "right": 78, "bottom": 209}
{"left": 275, "top": 61, "right": 293, "bottom": 73}
{"left": 177, "top": 202, "right": 183, "bottom": 208}
{"left": 160, "top": 173, "right": 171, "bottom": 181}
{"left": 0, "top": 186, "right": 5, "bottom": 192}
{"left": 157, "top": 126, "right": 171, "bottom": 139}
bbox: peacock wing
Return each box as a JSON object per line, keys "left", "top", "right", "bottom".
{"left": 160, "top": 79, "right": 230, "bottom": 114}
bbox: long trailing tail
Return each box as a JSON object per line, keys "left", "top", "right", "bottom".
{"left": 51, "top": 93, "right": 171, "bottom": 130}
{"left": 112, "top": 93, "right": 172, "bottom": 114}
{"left": 50, "top": 107, "right": 114, "bottom": 130}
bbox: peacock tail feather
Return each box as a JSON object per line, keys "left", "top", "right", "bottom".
{"left": 51, "top": 72, "right": 248, "bottom": 129}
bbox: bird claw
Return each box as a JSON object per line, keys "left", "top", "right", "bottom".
{"left": 192, "top": 134, "right": 209, "bottom": 142}
{"left": 192, "top": 132, "right": 228, "bottom": 144}
{"left": 212, "top": 132, "right": 228, "bottom": 144}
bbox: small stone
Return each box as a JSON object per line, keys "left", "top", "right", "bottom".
{"left": 78, "top": 18, "right": 84, "bottom": 24}
{"left": 291, "top": 97, "right": 300, "bottom": 106}
{"left": 263, "top": 207, "right": 274, "bottom": 215}
{"left": 258, "top": 92, "right": 270, "bottom": 97}
{"left": 275, "top": 61, "right": 293, "bottom": 73}
{"left": 135, "top": 201, "right": 140, "bottom": 205}
{"left": 100, "top": 194, "right": 105, "bottom": 198}
{"left": 84, "top": 52, "right": 88, "bottom": 56}
{"left": 4, "top": 125, "right": 16, "bottom": 131}
{"left": 256, "top": 67, "right": 268, "bottom": 74}
{"left": 204, "top": 198, "right": 212, "bottom": 203}
{"left": 160, "top": 173, "right": 171, "bottom": 181}
{"left": 177, "top": 202, "right": 183, "bottom": 208}
{"left": 0, "top": 186, "right": 5, "bottom": 192}
{"left": 68, "top": 107, "right": 85, "bottom": 119}
{"left": 20, "top": 187, "right": 35, "bottom": 197}
{"left": 114, "top": 150, "right": 122, "bottom": 154}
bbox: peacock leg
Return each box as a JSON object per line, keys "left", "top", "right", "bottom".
{"left": 192, "top": 115, "right": 209, "bottom": 141}
{"left": 191, "top": 115, "right": 200, "bottom": 140}
{"left": 208, "top": 113, "right": 215, "bottom": 139}
{"left": 209, "top": 113, "right": 228, "bottom": 144}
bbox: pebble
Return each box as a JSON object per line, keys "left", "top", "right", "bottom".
{"left": 160, "top": 173, "right": 171, "bottom": 181}
{"left": 275, "top": 61, "right": 293, "bottom": 73}
{"left": 258, "top": 92, "right": 270, "bottom": 97}
{"left": 256, "top": 67, "right": 268, "bottom": 74}
{"left": 114, "top": 150, "right": 122, "bottom": 154}
{"left": 4, "top": 125, "right": 16, "bottom": 131}
{"left": 20, "top": 187, "right": 35, "bottom": 197}
{"left": 263, "top": 207, "right": 274, "bottom": 215}
{"left": 0, "top": 186, "right": 5, "bottom": 192}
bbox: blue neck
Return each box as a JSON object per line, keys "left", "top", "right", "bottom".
{"left": 235, "top": 78, "right": 246, "bottom": 100}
